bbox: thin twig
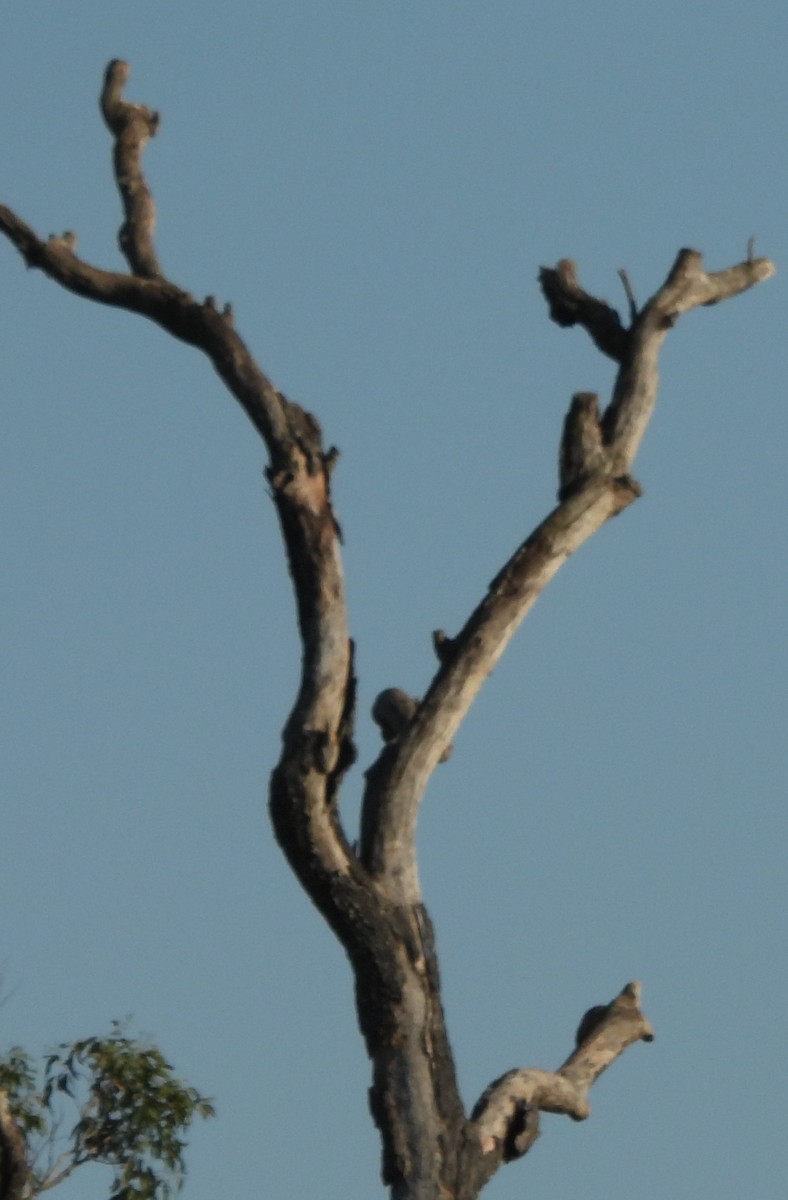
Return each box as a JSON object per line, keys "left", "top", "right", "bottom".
{"left": 617, "top": 267, "right": 638, "bottom": 323}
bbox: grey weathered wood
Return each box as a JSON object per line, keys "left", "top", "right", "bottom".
{"left": 0, "top": 60, "right": 775, "bottom": 1200}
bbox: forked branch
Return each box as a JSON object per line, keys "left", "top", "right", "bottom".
{"left": 0, "top": 60, "right": 774, "bottom": 1200}
{"left": 360, "top": 247, "right": 774, "bottom": 906}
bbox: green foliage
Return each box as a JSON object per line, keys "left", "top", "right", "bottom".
{"left": 0, "top": 1048, "right": 48, "bottom": 1138}
{"left": 0, "top": 1023, "right": 214, "bottom": 1200}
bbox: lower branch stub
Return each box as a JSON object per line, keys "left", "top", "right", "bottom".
{"left": 469, "top": 981, "right": 653, "bottom": 1172}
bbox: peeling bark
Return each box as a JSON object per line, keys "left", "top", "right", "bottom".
{"left": 0, "top": 61, "right": 775, "bottom": 1200}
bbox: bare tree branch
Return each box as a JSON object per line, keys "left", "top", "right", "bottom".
{"left": 359, "top": 247, "right": 774, "bottom": 909}
{"left": 100, "top": 59, "right": 161, "bottom": 277}
{"left": 32, "top": 1155, "right": 80, "bottom": 1197}
{"left": 600, "top": 249, "right": 774, "bottom": 471}
{"left": 465, "top": 982, "right": 654, "bottom": 1187}
{"left": 538, "top": 258, "right": 628, "bottom": 360}
{"left": 0, "top": 60, "right": 775, "bottom": 1200}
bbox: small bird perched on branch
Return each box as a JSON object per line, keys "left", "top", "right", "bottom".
{"left": 372, "top": 688, "right": 418, "bottom": 742}
{"left": 371, "top": 688, "right": 452, "bottom": 762}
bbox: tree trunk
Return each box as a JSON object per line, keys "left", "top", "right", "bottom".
{"left": 0, "top": 60, "right": 774, "bottom": 1200}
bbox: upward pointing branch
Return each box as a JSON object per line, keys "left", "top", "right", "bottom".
{"left": 361, "top": 247, "right": 775, "bottom": 906}
{"left": 100, "top": 59, "right": 162, "bottom": 278}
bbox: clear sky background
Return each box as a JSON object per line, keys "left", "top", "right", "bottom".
{"left": 1, "top": 4, "right": 786, "bottom": 1199}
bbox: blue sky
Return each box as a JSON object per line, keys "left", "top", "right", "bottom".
{"left": 1, "top": 4, "right": 786, "bottom": 1199}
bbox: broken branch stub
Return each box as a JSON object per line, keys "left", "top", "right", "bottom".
{"left": 100, "top": 59, "right": 162, "bottom": 278}
{"left": 469, "top": 982, "right": 654, "bottom": 1173}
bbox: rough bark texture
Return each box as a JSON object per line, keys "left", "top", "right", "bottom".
{"left": 0, "top": 1094, "right": 28, "bottom": 1200}
{"left": 0, "top": 62, "right": 775, "bottom": 1200}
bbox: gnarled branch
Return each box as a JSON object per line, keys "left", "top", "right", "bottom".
{"left": 465, "top": 982, "right": 653, "bottom": 1188}
{"left": 0, "top": 60, "right": 774, "bottom": 1200}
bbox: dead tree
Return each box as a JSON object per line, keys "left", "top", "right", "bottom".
{"left": 0, "top": 61, "right": 775, "bottom": 1200}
